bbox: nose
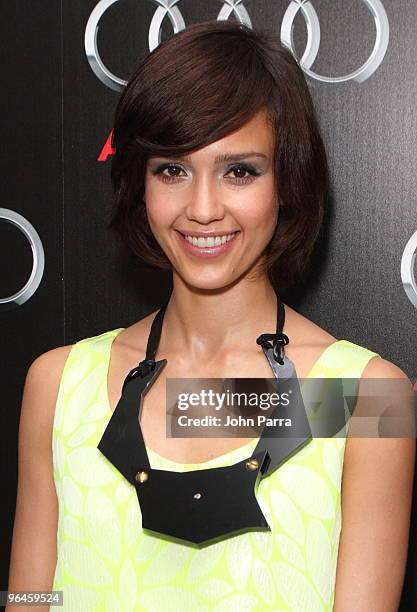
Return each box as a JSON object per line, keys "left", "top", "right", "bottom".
{"left": 185, "top": 174, "right": 225, "bottom": 225}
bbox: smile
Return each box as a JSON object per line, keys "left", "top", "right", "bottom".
{"left": 175, "top": 230, "right": 240, "bottom": 258}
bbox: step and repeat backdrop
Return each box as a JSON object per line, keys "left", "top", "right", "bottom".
{"left": 1, "top": 0, "right": 416, "bottom": 607}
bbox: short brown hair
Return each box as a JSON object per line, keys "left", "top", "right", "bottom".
{"left": 109, "top": 20, "right": 329, "bottom": 291}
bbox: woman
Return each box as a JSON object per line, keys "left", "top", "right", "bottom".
{"left": 8, "top": 20, "right": 415, "bottom": 612}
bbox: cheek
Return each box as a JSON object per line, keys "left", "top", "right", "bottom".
{"left": 238, "top": 183, "right": 278, "bottom": 233}
{"left": 144, "top": 175, "right": 169, "bottom": 228}
{"left": 145, "top": 200, "right": 166, "bottom": 231}
{"left": 144, "top": 190, "right": 178, "bottom": 233}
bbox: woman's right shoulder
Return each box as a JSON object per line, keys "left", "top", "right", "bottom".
{"left": 26, "top": 344, "right": 73, "bottom": 391}
{"left": 23, "top": 320, "right": 153, "bottom": 420}
{"left": 26, "top": 327, "right": 125, "bottom": 384}
{"left": 22, "top": 345, "right": 75, "bottom": 433}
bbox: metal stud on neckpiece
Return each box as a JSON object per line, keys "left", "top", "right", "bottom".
{"left": 245, "top": 458, "right": 260, "bottom": 471}
{"left": 135, "top": 471, "right": 149, "bottom": 483}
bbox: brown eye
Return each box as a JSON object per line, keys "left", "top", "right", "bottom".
{"left": 151, "top": 163, "right": 186, "bottom": 183}
{"left": 164, "top": 165, "right": 183, "bottom": 177}
{"left": 225, "top": 163, "right": 262, "bottom": 184}
{"left": 230, "top": 166, "right": 249, "bottom": 179}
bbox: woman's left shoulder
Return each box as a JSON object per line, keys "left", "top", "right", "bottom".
{"left": 286, "top": 305, "right": 412, "bottom": 382}
{"left": 361, "top": 353, "right": 412, "bottom": 382}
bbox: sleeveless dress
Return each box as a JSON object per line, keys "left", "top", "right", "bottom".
{"left": 51, "top": 328, "right": 380, "bottom": 612}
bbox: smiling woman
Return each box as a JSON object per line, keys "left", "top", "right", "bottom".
{"left": 142, "top": 109, "right": 278, "bottom": 277}
{"left": 7, "top": 18, "right": 415, "bottom": 612}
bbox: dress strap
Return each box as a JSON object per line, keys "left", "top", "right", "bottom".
{"left": 255, "top": 297, "right": 289, "bottom": 365}
{"left": 146, "top": 301, "right": 169, "bottom": 361}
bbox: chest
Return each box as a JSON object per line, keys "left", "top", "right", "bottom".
{"left": 107, "top": 344, "right": 330, "bottom": 464}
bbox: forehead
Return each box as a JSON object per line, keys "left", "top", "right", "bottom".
{"left": 219, "top": 109, "right": 273, "bottom": 147}
{"left": 179, "top": 110, "right": 274, "bottom": 163}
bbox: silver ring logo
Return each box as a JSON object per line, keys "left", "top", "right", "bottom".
{"left": 85, "top": 0, "right": 389, "bottom": 92}
{"left": 0, "top": 208, "right": 45, "bottom": 312}
{"left": 85, "top": 0, "right": 252, "bottom": 92}
{"left": 401, "top": 230, "right": 417, "bottom": 311}
{"left": 281, "top": 0, "right": 389, "bottom": 84}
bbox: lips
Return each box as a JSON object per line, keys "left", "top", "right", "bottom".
{"left": 175, "top": 230, "right": 240, "bottom": 258}
{"left": 182, "top": 231, "right": 239, "bottom": 248}
{"left": 177, "top": 230, "right": 240, "bottom": 238}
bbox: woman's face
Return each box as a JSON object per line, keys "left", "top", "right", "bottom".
{"left": 144, "top": 109, "right": 278, "bottom": 290}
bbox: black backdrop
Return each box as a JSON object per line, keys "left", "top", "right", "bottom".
{"left": 1, "top": 1, "right": 416, "bottom": 609}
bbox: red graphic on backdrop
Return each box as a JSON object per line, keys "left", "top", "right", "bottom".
{"left": 98, "top": 130, "right": 115, "bottom": 161}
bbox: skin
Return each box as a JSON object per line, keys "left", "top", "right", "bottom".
{"left": 7, "top": 109, "right": 415, "bottom": 611}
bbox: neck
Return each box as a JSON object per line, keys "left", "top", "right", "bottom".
{"left": 157, "top": 273, "right": 280, "bottom": 362}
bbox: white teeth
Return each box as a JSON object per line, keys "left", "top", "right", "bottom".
{"left": 184, "top": 232, "right": 237, "bottom": 247}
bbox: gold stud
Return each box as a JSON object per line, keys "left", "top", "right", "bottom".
{"left": 245, "top": 458, "right": 259, "bottom": 471}
{"left": 135, "top": 471, "right": 149, "bottom": 483}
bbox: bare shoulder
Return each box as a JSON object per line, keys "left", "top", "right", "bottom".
{"left": 344, "top": 353, "right": 415, "bottom": 473}
{"left": 22, "top": 344, "right": 74, "bottom": 434}
{"left": 288, "top": 301, "right": 411, "bottom": 382}
{"left": 19, "top": 342, "right": 75, "bottom": 462}
{"left": 25, "top": 345, "right": 74, "bottom": 397}
{"left": 360, "top": 353, "right": 412, "bottom": 381}
{"left": 111, "top": 309, "right": 157, "bottom": 366}
{"left": 27, "top": 344, "right": 74, "bottom": 382}
{"left": 114, "top": 310, "right": 156, "bottom": 351}
{"left": 284, "top": 303, "right": 338, "bottom": 346}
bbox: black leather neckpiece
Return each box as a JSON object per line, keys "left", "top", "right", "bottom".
{"left": 97, "top": 292, "right": 312, "bottom": 547}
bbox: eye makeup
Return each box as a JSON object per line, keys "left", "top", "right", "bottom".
{"left": 149, "top": 162, "right": 264, "bottom": 185}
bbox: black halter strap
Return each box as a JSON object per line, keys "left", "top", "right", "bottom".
{"left": 146, "top": 302, "right": 169, "bottom": 361}
{"left": 255, "top": 298, "right": 289, "bottom": 365}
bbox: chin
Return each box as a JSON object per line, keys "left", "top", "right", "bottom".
{"left": 179, "top": 273, "right": 239, "bottom": 294}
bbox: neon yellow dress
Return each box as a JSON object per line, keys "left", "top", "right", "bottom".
{"left": 51, "top": 328, "right": 380, "bottom": 611}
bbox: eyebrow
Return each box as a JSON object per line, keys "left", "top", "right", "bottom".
{"left": 215, "top": 152, "right": 268, "bottom": 163}
{"left": 156, "top": 152, "right": 268, "bottom": 163}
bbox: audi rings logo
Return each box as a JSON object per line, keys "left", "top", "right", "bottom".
{"left": 0, "top": 208, "right": 45, "bottom": 312}
{"left": 85, "top": 0, "right": 390, "bottom": 92}
{"left": 401, "top": 231, "right": 417, "bottom": 311}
